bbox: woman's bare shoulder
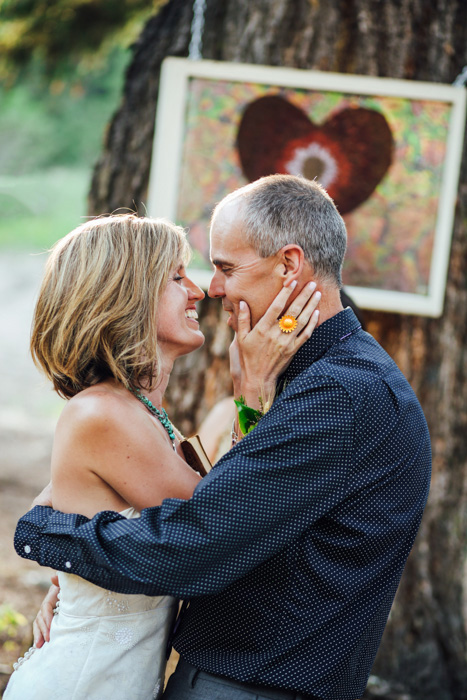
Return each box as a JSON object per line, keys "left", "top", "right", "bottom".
{"left": 57, "top": 384, "right": 140, "bottom": 438}
{"left": 54, "top": 383, "right": 184, "bottom": 471}
{"left": 53, "top": 383, "right": 200, "bottom": 510}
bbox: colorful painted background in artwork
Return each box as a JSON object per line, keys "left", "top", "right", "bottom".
{"left": 176, "top": 77, "right": 450, "bottom": 294}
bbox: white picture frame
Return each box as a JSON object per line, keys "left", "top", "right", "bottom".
{"left": 147, "top": 57, "right": 466, "bottom": 317}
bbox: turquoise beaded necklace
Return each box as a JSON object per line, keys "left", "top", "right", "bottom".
{"left": 131, "top": 388, "right": 176, "bottom": 451}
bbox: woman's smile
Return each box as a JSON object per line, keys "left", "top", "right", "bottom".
{"left": 185, "top": 307, "right": 199, "bottom": 324}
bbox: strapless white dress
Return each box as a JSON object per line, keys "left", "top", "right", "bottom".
{"left": 4, "top": 507, "right": 177, "bottom": 700}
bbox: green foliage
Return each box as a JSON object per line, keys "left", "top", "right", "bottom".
{"left": 0, "top": 0, "right": 161, "bottom": 251}
{"left": 0, "top": 48, "right": 129, "bottom": 251}
{"left": 0, "top": 0, "right": 169, "bottom": 83}
{"left": 0, "top": 604, "right": 27, "bottom": 641}
{"left": 0, "top": 167, "right": 90, "bottom": 250}
{"left": 0, "top": 47, "right": 128, "bottom": 174}
{"left": 0, "top": 604, "right": 30, "bottom": 664}
{"left": 0, "top": 605, "right": 27, "bottom": 633}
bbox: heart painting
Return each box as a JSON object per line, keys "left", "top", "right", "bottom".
{"left": 236, "top": 95, "right": 394, "bottom": 215}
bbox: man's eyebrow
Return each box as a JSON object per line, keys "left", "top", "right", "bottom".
{"left": 211, "top": 258, "right": 233, "bottom": 268}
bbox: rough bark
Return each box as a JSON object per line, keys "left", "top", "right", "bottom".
{"left": 88, "top": 1, "right": 467, "bottom": 697}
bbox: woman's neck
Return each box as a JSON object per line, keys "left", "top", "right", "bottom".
{"left": 145, "top": 357, "right": 173, "bottom": 409}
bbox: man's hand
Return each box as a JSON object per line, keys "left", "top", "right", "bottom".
{"left": 31, "top": 481, "right": 53, "bottom": 509}
{"left": 33, "top": 574, "right": 60, "bottom": 648}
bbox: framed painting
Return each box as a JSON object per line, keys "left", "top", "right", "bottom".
{"left": 147, "top": 58, "right": 466, "bottom": 316}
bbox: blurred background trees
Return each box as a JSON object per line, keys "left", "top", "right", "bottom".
{"left": 0, "top": 1, "right": 466, "bottom": 699}
{"left": 0, "top": 0, "right": 168, "bottom": 248}
{"left": 0, "top": 0, "right": 168, "bottom": 80}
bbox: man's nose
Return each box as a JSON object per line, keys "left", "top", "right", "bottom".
{"left": 208, "top": 271, "right": 224, "bottom": 298}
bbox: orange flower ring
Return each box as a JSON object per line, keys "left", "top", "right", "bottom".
{"left": 278, "top": 315, "right": 298, "bottom": 333}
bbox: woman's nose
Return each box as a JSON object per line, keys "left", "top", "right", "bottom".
{"left": 186, "top": 278, "right": 205, "bottom": 301}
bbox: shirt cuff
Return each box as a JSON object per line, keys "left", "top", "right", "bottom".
{"left": 14, "top": 506, "right": 87, "bottom": 571}
{"left": 14, "top": 506, "right": 52, "bottom": 562}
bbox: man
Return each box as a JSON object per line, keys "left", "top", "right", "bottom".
{"left": 15, "top": 175, "right": 431, "bottom": 700}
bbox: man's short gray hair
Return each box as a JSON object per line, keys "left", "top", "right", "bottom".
{"left": 218, "top": 175, "right": 347, "bottom": 287}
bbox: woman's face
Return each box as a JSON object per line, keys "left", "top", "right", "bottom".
{"left": 157, "top": 264, "right": 205, "bottom": 359}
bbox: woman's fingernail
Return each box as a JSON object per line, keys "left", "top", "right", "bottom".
{"left": 289, "top": 280, "right": 297, "bottom": 289}
{"left": 239, "top": 300, "right": 246, "bottom": 310}
{"left": 309, "top": 281, "right": 317, "bottom": 292}
{"left": 315, "top": 291, "right": 322, "bottom": 301}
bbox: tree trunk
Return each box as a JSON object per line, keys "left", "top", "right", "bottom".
{"left": 88, "top": 1, "right": 467, "bottom": 697}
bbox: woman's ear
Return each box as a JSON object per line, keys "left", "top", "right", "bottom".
{"left": 276, "top": 245, "right": 305, "bottom": 285}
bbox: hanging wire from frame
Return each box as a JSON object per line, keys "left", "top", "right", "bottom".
{"left": 188, "top": 0, "right": 207, "bottom": 60}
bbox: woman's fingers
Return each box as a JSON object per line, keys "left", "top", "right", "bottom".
{"left": 256, "top": 280, "right": 321, "bottom": 333}
{"left": 285, "top": 282, "right": 320, "bottom": 324}
{"left": 232, "top": 280, "right": 321, "bottom": 410}
{"left": 31, "top": 481, "right": 53, "bottom": 509}
{"left": 284, "top": 286, "right": 321, "bottom": 337}
{"left": 256, "top": 280, "right": 299, "bottom": 328}
{"left": 32, "top": 618, "right": 44, "bottom": 648}
{"left": 237, "top": 280, "right": 321, "bottom": 357}
{"left": 33, "top": 614, "right": 47, "bottom": 648}
{"left": 236, "top": 300, "right": 252, "bottom": 342}
{"left": 33, "top": 603, "right": 53, "bottom": 647}
{"left": 295, "top": 308, "right": 320, "bottom": 346}
{"left": 33, "top": 581, "right": 60, "bottom": 646}
{"left": 267, "top": 282, "right": 321, "bottom": 363}
{"left": 229, "top": 335, "right": 242, "bottom": 387}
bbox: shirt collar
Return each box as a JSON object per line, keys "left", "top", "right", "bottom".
{"left": 281, "top": 307, "right": 362, "bottom": 385}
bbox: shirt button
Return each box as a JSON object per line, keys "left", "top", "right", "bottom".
{"left": 65, "top": 561, "right": 72, "bottom": 569}
{"left": 24, "top": 545, "right": 31, "bottom": 554}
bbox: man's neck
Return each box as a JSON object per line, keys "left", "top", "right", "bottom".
{"left": 315, "top": 287, "right": 344, "bottom": 327}
{"left": 291, "top": 275, "right": 343, "bottom": 327}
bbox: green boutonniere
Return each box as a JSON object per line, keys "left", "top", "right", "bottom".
{"left": 234, "top": 395, "right": 271, "bottom": 435}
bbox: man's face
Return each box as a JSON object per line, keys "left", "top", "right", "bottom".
{"left": 208, "top": 199, "right": 283, "bottom": 331}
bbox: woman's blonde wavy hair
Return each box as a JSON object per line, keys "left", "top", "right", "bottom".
{"left": 31, "top": 214, "right": 190, "bottom": 399}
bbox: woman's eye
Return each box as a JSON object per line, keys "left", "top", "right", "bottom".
{"left": 173, "top": 275, "right": 184, "bottom": 283}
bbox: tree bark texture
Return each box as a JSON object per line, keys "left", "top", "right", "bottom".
{"left": 88, "top": 1, "right": 467, "bottom": 698}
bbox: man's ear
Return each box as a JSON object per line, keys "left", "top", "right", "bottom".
{"left": 276, "top": 245, "right": 305, "bottom": 284}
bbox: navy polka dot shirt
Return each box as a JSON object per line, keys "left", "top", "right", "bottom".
{"left": 15, "top": 308, "right": 431, "bottom": 700}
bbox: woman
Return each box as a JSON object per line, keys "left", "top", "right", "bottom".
{"left": 5, "top": 214, "right": 319, "bottom": 699}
